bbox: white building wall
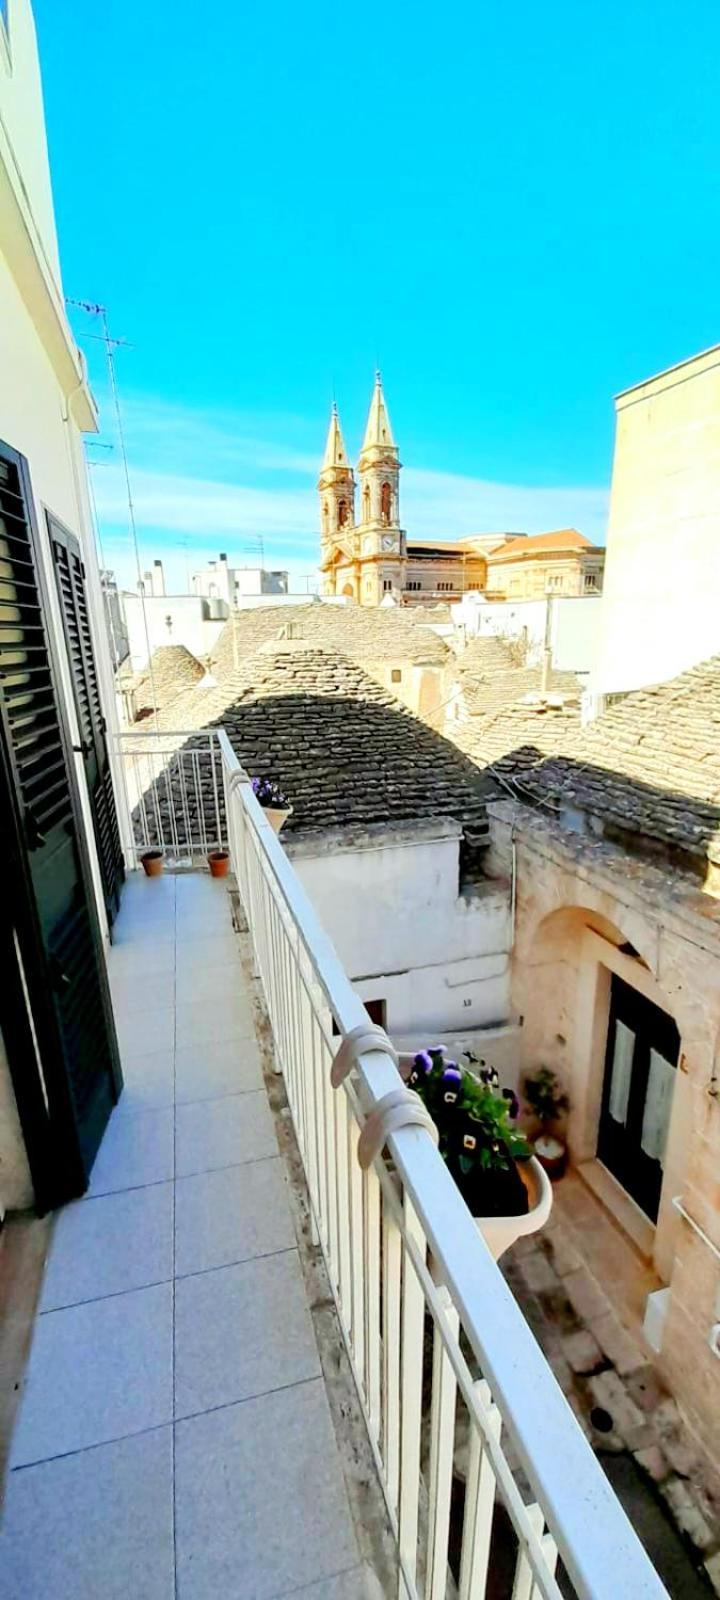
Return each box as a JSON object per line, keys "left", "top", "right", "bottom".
{"left": 123, "top": 593, "right": 226, "bottom": 670}
{"left": 287, "top": 822, "right": 511, "bottom": 1043}
{"left": 593, "top": 344, "right": 720, "bottom": 696}
{"left": 0, "top": 0, "right": 126, "bottom": 1204}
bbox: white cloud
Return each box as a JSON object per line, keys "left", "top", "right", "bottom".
{"left": 89, "top": 392, "right": 609, "bottom": 593}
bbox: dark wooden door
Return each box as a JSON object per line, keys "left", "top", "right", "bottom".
{"left": 597, "top": 973, "right": 679, "bottom": 1222}
{"left": 50, "top": 515, "right": 124, "bottom": 927}
{"left": 0, "top": 441, "right": 122, "bottom": 1208}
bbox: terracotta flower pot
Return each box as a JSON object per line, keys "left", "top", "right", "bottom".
{"left": 208, "top": 850, "right": 230, "bottom": 879}
{"left": 141, "top": 850, "right": 164, "bottom": 878}
{"left": 264, "top": 805, "right": 293, "bottom": 834}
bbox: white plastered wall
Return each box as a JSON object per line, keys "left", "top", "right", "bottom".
{"left": 287, "top": 823, "right": 512, "bottom": 1041}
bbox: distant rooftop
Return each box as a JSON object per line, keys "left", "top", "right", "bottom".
{"left": 209, "top": 602, "right": 449, "bottom": 676}
{"left": 167, "top": 645, "right": 489, "bottom": 838}
{"left": 130, "top": 645, "right": 205, "bottom": 717}
{"left": 475, "top": 656, "right": 720, "bottom": 876}
{"left": 487, "top": 528, "right": 597, "bottom": 562}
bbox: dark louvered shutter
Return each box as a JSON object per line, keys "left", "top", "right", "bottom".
{"left": 0, "top": 441, "right": 122, "bottom": 1207}
{"left": 50, "top": 516, "right": 124, "bottom": 925}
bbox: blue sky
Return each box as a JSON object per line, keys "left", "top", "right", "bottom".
{"left": 36, "top": 0, "right": 720, "bottom": 592}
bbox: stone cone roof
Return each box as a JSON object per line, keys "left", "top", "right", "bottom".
{"left": 131, "top": 645, "right": 205, "bottom": 718}
{"left": 473, "top": 655, "right": 720, "bottom": 875}
{"left": 162, "top": 644, "right": 488, "bottom": 838}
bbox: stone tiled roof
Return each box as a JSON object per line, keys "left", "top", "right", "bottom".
{"left": 510, "top": 659, "right": 720, "bottom": 868}
{"left": 453, "top": 700, "right": 583, "bottom": 775}
{"left": 131, "top": 646, "right": 205, "bottom": 716}
{"left": 467, "top": 658, "right": 720, "bottom": 873}
{"left": 453, "top": 635, "right": 583, "bottom": 721}
{"left": 209, "top": 603, "right": 449, "bottom": 677}
{"left": 164, "top": 644, "right": 489, "bottom": 838}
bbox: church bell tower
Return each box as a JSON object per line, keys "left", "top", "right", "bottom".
{"left": 356, "top": 373, "right": 405, "bottom": 605}
{"left": 318, "top": 403, "right": 357, "bottom": 598}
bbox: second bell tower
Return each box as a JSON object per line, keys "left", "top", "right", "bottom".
{"left": 356, "top": 373, "right": 405, "bottom": 604}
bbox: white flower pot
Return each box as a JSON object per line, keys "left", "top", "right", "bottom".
{"left": 263, "top": 805, "right": 293, "bottom": 834}
{"left": 476, "top": 1156, "right": 553, "bottom": 1262}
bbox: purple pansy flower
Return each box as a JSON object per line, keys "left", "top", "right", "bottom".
{"left": 413, "top": 1050, "right": 433, "bottom": 1075}
{"left": 441, "top": 1063, "right": 462, "bottom": 1104}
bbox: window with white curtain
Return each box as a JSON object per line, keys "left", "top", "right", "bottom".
{"left": 640, "top": 1049, "right": 676, "bottom": 1163}
{"left": 608, "top": 1020, "right": 635, "bottom": 1125}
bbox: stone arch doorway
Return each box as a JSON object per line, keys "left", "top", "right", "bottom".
{"left": 518, "top": 904, "right": 691, "bottom": 1277}
{"left": 341, "top": 583, "right": 354, "bottom": 599}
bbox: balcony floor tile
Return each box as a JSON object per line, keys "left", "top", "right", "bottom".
{"left": 39, "top": 1183, "right": 173, "bottom": 1311}
{"left": 0, "top": 1427, "right": 174, "bottom": 1600}
{"left": 111, "top": 969, "right": 176, "bottom": 1014}
{"left": 174, "top": 1037, "right": 262, "bottom": 1103}
{"left": 116, "top": 1049, "right": 176, "bottom": 1112}
{"left": 174, "top": 1381, "right": 359, "bottom": 1600}
{"left": 174, "top": 1157, "right": 295, "bottom": 1277}
{"left": 116, "top": 1004, "right": 175, "bottom": 1058}
{"left": 88, "top": 1106, "right": 175, "bottom": 1196}
{"left": 288, "top": 1572, "right": 377, "bottom": 1600}
{"left": 175, "top": 933, "right": 240, "bottom": 980}
{"left": 11, "top": 1282, "right": 173, "bottom": 1466}
{"left": 174, "top": 1251, "right": 320, "bottom": 1418}
{"left": 175, "top": 1091, "right": 277, "bottom": 1177}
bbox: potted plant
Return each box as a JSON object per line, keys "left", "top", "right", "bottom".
{"left": 523, "top": 1067, "right": 570, "bottom": 1179}
{"left": 403, "top": 1047, "right": 552, "bottom": 1260}
{"left": 207, "top": 848, "right": 230, "bottom": 879}
{"left": 140, "top": 848, "right": 164, "bottom": 879}
{"left": 251, "top": 776, "right": 293, "bottom": 834}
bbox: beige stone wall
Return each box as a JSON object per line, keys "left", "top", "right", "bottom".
{"left": 0, "top": 1027, "right": 34, "bottom": 1215}
{"left": 594, "top": 344, "right": 720, "bottom": 696}
{"left": 485, "top": 553, "right": 602, "bottom": 600}
{"left": 403, "top": 551, "right": 486, "bottom": 599}
{"left": 488, "top": 800, "right": 720, "bottom": 1469}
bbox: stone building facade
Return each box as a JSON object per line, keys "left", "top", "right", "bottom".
{"left": 593, "top": 342, "right": 720, "bottom": 698}
{"left": 476, "top": 658, "right": 720, "bottom": 1483}
{"left": 485, "top": 528, "right": 605, "bottom": 599}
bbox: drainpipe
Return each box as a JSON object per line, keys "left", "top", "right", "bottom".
{"left": 510, "top": 827, "right": 517, "bottom": 951}
{"left": 540, "top": 593, "right": 554, "bottom": 696}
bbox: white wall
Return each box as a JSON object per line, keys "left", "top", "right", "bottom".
{"left": 0, "top": 0, "right": 60, "bottom": 277}
{"left": 124, "top": 593, "right": 226, "bottom": 670}
{"left": 288, "top": 823, "right": 511, "bottom": 1039}
{"left": 0, "top": 0, "right": 127, "bottom": 1203}
{"left": 453, "top": 593, "right": 601, "bottom": 676}
{"left": 593, "top": 344, "right": 720, "bottom": 696}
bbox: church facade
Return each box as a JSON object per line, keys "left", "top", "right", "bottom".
{"left": 319, "top": 375, "right": 406, "bottom": 605}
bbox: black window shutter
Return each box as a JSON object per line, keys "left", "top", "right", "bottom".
{"left": 50, "top": 515, "right": 125, "bottom": 925}
{"left": 0, "top": 441, "right": 122, "bottom": 1208}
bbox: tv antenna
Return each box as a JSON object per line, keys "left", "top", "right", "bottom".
{"left": 66, "top": 297, "right": 159, "bottom": 727}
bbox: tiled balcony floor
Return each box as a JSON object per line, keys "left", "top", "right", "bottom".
{"left": 1, "top": 872, "right": 372, "bottom": 1600}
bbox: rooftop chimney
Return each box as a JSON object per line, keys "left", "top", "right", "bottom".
{"left": 153, "top": 559, "right": 166, "bottom": 597}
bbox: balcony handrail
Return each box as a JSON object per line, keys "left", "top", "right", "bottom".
{"left": 197, "top": 727, "right": 665, "bottom": 1598}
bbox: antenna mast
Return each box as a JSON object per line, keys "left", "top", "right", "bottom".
{"left": 66, "top": 298, "right": 159, "bottom": 730}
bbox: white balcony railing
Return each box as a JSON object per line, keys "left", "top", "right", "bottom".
{"left": 214, "top": 728, "right": 667, "bottom": 1600}
{"left": 118, "top": 729, "right": 226, "bottom": 863}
